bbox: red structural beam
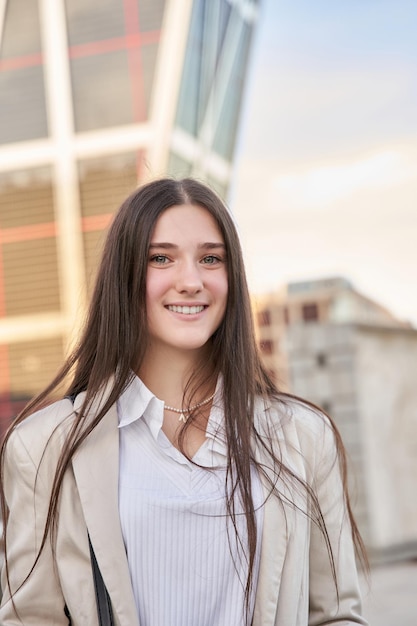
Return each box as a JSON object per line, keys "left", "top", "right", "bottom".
{"left": 0, "top": 31, "right": 160, "bottom": 72}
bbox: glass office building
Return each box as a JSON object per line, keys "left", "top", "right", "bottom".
{"left": 0, "top": 0, "right": 260, "bottom": 431}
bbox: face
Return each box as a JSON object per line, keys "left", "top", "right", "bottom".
{"left": 145, "top": 203, "right": 228, "bottom": 358}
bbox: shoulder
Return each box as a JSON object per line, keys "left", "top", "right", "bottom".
{"left": 259, "top": 393, "right": 332, "bottom": 437}
{"left": 256, "top": 394, "right": 339, "bottom": 472}
{"left": 4, "top": 398, "right": 75, "bottom": 470}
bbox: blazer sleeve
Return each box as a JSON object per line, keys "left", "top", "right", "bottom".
{"left": 307, "top": 417, "right": 368, "bottom": 626}
{"left": 0, "top": 427, "right": 70, "bottom": 625}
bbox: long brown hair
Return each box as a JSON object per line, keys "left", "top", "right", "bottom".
{"left": 0, "top": 177, "right": 367, "bottom": 621}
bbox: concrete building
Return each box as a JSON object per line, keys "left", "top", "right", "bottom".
{"left": 0, "top": 0, "right": 260, "bottom": 431}
{"left": 255, "top": 277, "right": 417, "bottom": 560}
{"left": 254, "top": 276, "right": 410, "bottom": 390}
{"left": 288, "top": 321, "right": 417, "bottom": 560}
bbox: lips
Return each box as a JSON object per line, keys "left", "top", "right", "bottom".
{"left": 167, "top": 305, "right": 206, "bottom": 315}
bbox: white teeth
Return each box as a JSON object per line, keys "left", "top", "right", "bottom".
{"left": 167, "top": 305, "right": 205, "bottom": 315}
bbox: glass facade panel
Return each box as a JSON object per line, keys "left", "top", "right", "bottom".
{"left": 0, "top": 168, "right": 54, "bottom": 229}
{"left": 79, "top": 153, "right": 138, "bottom": 217}
{"left": 176, "top": 0, "right": 255, "bottom": 161}
{"left": 176, "top": 0, "right": 237, "bottom": 138}
{"left": 212, "top": 21, "right": 252, "bottom": 159}
{"left": 0, "top": 167, "right": 58, "bottom": 317}
{"left": 65, "top": 0, "right": 125, "bottom": 45}
{"left": 1, "top": 0, "right": 42, "bottom": 57}
{"left": 0, "top": 1, "right": 48, "bottom": 143}
{"left": 175, "top": 0, "right": 204, "bottom": 137}
{"left": 166, "top": 152, "right": 193, "bottom": 178}
{"left": 2, "top": 237, "right": 61, "bottom": 316}
{"left": 8, "top": 336, "right": 65, "bottom": 397}
{"left": 66, "top": 0, "right": 163, "bottom": 130}
{"left": 0, "top": 66, "right": 48, "bottom": 144}
{"left": 137, "top": 0, "right": 166, "bottom": 32}
{"left": 79, "top": 153, "right": 139, "bottom": 290}
{"left": 70, "top": 50, "right": 134, "bottom": 131}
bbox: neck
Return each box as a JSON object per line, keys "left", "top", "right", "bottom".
{"left": 137, "top": 343, "right": 214, "bottom": 407}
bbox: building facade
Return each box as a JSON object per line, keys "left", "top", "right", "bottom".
{"left": 255, "top": 276, "right": 410, "bottom": 390}
{"left": 0, "top": 0, "right": 260, "bottom": 430}
{"left": 288, "top": 322, "right": 417, "bottom": 561}
{"left": 255, "top": 276, "right": 417, "bottom": 559}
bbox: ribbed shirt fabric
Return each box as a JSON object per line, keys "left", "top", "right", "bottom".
{"left": 117, "top": 375, "right": 263, "bottom": 626}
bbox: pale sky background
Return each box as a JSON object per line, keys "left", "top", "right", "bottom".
{"left": 231, "top": 0, "right": 417, "bottom": 326}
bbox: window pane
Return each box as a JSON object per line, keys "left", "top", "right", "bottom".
{"left": 8, "top": 337, "right": 65, "bottom": 397}
{"left": 0, "top": 168, "right": 58, "bottom": 317}
{"left": 0, "top": 0, "right": 47, "bottom": 143}
{"left": 79, "top": 153, "right": 138, "bottom": 217}
{"left": 260, "top": 340, "right": 274, "bottom": 355}
{"left": 175, "top": 0, "right": 204, "bottom": 136}
{"left": 257, "top": 310, "right": 271, "bottom": 327}
{"left": 212, "top": 21, "right": 252, "bottom": 159}
{"left": 1, "top": 0, "right": 42, "bottom": 57}
{"left": 137, "top": 0, "right": 166, "bottom": 32}
{"left": 3, "top": 238, "right": 61, "bottom": 316}
{"left": 176, "top": 0, "right": 255, "bottom": 162}
{"left": 302, "top": 303, "right": 319, "bottom": 322}
{"left": 0, "top": 66, "right": 48, "bottom": 143}
{"left": 0, "top": 169, "right": 54, "bottom": 229}
{"left": 65, "top": 0, "right": 125, "bottom": 45}
{"left": 78, "top": 153, "right": 139, "bottom": 290}
{"left": 70, "top": 50, "right": 134, "bottom": 131}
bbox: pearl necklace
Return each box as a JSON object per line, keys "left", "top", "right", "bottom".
{"left": 164, "top": 393, "right": 215, "bottom": 423}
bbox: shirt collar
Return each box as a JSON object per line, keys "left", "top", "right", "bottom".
{"left": 117, "top": 373, "right": 227, "bottom": 455}
{"left": 117, "top": 374, "right": 164, "bottom": 433}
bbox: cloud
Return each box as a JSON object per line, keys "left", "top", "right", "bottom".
{"left": 232, "top": 142, "right": 417, "bottom": 325}
{"left": 270, "top": 148, "right": 417, "bottom": 210}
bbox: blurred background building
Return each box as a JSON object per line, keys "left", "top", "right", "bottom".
{"left": 0, "top": 0, "right": 260, "bottom": 431}
{"left": 255, "top": 276, "right": 417, "bottom": 562}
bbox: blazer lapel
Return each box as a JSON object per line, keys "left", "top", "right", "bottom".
{"left": 72, "top": 389, "right": 139, "bottom": 626}
{"left": 252, "top": 398, "right": 291, "bottom": 626}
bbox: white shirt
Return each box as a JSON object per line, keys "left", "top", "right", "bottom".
{"left": 117, "top": 375, "right": 263, "bottom": 626}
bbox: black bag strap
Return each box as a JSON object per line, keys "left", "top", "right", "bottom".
{"left": 66, "top": 393, "right": 115, "bottom": 626}
{"left": 89, "top": 536, "right": 115, "bottom": 626}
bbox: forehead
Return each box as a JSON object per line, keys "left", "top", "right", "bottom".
{"left": 151, "top": 204, "right": 224, "bottom": 241}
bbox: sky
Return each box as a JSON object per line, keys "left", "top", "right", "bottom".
{"left": 231, "top": 0, "right": 417, "bottom": 326}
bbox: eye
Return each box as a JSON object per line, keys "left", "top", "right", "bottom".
{"left": 149, "top": 254, "right": 170, "bottom": 265}
{"left": 201, "top": 255, "right": 221, "bottom": 265}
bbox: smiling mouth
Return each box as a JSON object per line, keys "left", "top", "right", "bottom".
{"left": 167, "top": 305, "right": 206, "bottom": 315}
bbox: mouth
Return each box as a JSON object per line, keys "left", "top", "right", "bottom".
{"left": 166, "top": 305, "right": 206, "bottom": 315}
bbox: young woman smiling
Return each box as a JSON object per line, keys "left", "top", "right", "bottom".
{"left": 0, "top": 178, "right": 368, "bottom": 625}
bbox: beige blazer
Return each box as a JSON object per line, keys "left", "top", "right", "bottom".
{"left": 0, "top": 387, "right": 367, "bottom": 625}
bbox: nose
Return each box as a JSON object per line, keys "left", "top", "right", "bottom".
{"left": 175, "top": 260, "right": 203, "bottom": 294}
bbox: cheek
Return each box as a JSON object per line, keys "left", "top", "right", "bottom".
{"left": 214, "top": 273, "right": 228, "bottom": 309}
{"left": 146, "top": 270, "right": 166, "bottom": 304}
{"left": 221, "top": 271, "right": 229, "bottom": 299}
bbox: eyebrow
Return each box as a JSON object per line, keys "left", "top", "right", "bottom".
{"left": 149, "top": 242, "right": 226, "bottom": 250}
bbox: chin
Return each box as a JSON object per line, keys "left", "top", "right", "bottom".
{"left": 173, "top": 336, "right": 213, "bottom": 353}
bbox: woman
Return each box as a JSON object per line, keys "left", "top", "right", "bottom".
{"left": 0, "top": 178, "right": 368, "bottom": 625}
